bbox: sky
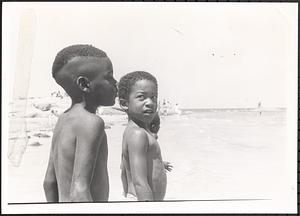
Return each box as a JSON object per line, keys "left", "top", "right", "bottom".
{"left": 3, "top": 2, "right": 298, "bottom": 109}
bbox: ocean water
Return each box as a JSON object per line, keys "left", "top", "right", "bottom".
{"left": 157, "top": 109, "right": 287, "bottom": 200}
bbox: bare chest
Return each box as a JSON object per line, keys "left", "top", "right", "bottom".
{"left": 146, "top": 134, "right": 162, "bottom": 159}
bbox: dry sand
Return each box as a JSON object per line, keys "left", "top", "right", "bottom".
{"left": 8, "top": 115, "right": 128, "bottom": 202}
{"left": 8, "top": 97, "right": 128, "bottom": 202}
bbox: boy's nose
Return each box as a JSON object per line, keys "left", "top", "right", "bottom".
{"left": 145, "top": 98, "right": 156, "bottom": 108}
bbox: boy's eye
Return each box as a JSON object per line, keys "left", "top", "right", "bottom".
{"left": 137, "top": 95, "right": 145, "bottom": 100}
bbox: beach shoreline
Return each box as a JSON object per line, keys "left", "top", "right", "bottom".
{"left": 7, "top": 97, "right": 288, "bottom": 203}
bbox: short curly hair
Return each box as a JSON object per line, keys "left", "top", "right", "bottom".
{"left": 52, "top": 44, "right": 107, "bottom": 78}
{"left": 150, "top": 112, "right": 160, "bottom": 134}
{"left": 118, "top": 71, "right": 158, "bottom": 101}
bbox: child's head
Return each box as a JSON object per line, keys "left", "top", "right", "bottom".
{"left": 52, "top": 44, "right": 117, "bottom": 106}
{"left": 118, "top": 71, "right": 158, "bottom": 124}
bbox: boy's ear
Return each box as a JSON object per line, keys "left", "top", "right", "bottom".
{"left": 119, "top": 98, "right": 128, "bottom": 111}
{"left": 76, "top": 76, "right": 91, "bottom": 92}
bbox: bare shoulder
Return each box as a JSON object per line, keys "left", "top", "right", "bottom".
{"left": 78, "top": 111, "right": 104, "bottom": 127}
{"left": 125, "top": 126, "right": 147, "bottom": 140}
{"left": 125, "top": 126, "right": 149, "bottom": 149}
{"left": 73, "top": 112, "right": 105, "bottom": 138}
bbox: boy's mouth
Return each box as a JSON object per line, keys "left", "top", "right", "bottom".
{"left": 144, "top": 109, "right": 154, "bottom": 114}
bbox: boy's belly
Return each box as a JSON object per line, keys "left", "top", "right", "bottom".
{"left": 150, "top": 159, "right": 167, "bottom": 200}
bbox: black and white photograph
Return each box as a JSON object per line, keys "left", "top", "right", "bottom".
{"left": 2, "top": 2, "right": 298, "bottom": 214}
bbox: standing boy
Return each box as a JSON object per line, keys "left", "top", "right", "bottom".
{"left": 118, "top": 71, "right": 169, "bottom": 201}
{"left": 43, "top": 44, "right": 117, "bottom": 202}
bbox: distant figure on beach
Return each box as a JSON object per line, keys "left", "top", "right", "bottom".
{"left": 161, "top": 99, "right": 168, "bottom": 116}
{"left": 43, "top": 44, "right": 117, "bottom": 202}
{"left": 167, "top": 101, "right": 171, "bottom": 114}
{"left": 258, "top": 101, "right": 262, "bottom": 115}
{"left": 118, "top": 71, "right": 169, "bottom": 201}
{"left": 174, "top": 103, "right": 182, "bottom": 115}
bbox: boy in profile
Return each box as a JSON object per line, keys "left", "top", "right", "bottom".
{"left": 43, "top": 44, "right": 117, "bottom": 202}
{"left": 118, "top": 71, "right": 171, "bottom": 201}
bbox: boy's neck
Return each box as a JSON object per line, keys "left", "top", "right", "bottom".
{"left": 71, "top": 99, "right": 98, "bottom": 114}
{"left": 128, "top": 117, "right": 150, "bottom": 132}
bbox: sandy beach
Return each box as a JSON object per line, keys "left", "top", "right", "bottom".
{"left": 7, "top": 97, "right": 288, "bottom": 203}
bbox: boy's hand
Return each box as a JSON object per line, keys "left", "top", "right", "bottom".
{"left": 163, "top": 161, "right": 173, "bottom": 172}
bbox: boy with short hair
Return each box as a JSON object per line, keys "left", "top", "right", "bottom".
{"left": 118, "top": 71, "right": 170, "bottom": 201}
{"left": 43, "top": 44, "right": 117, "bottom": 202}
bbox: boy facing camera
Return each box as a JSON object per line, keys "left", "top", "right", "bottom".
{"left": 118, "top": 71, "right": 171, "bottom": 201}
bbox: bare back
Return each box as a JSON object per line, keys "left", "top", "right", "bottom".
{"left": 50, "top": 105, "right": 109, "bottom": 202}
{"left": 121, "top": 121, "right": 167, "bottom": 200}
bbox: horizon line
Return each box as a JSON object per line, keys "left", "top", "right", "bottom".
{"left": 180, "top": 107, "right": 286, "bottom": 110}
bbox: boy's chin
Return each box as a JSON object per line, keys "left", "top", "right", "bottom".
{"left": 141, "top": 116, "right": 155, "bottom": 124}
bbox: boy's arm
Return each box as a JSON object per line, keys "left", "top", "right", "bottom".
{"left": 128, "top": 130, "right": 153, "bottom": 201}
{"left": 43, "top": 149, "right": 58, "bottom": 202}
{"left": 120, "top": 160, "right": 128, "bottom": 196}
{"left": 69, "top": 117, "right": 104, "bottom": 202}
